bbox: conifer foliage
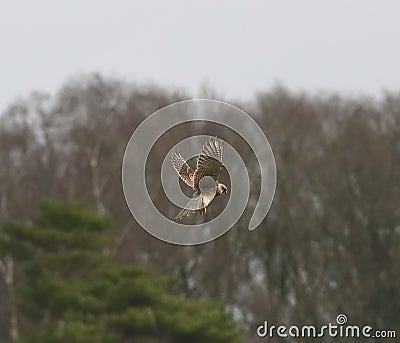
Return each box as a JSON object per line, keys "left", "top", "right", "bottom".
{"left": 0, "top": 200, "right": 243, "bottom": 343}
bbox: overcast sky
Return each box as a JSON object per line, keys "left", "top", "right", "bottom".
{"left": 1, "top": 0, "right": 400, "bottom": 111}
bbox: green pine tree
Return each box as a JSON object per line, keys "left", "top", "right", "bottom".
{"left": 1, "top": 200, "right": 243, "bottom": 343}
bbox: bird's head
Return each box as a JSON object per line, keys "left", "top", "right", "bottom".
{"left": 217, "top": 183, "right": 228, "bottom": 196}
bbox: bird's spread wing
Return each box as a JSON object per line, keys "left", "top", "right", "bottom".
{"left": 193, "top": 137, "right": 223, "bottom": 190}
{"left": 171, "top": 151, "right": 195, "bottom": 188}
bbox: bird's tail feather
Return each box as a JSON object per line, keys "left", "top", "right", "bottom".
{"left": 173, "top": 196, "right": 204, "bottom": 221}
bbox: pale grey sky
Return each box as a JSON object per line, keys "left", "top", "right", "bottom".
{"left": 1, "top": 0, "right": 400, "bottom": 111}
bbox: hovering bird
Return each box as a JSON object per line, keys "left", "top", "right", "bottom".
{"left": 171, "top": 137, "right": 228, "bottom": 221}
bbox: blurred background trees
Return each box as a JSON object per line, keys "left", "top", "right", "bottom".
{"left": 0, "top": 74, "right": 399, "bottom": 341}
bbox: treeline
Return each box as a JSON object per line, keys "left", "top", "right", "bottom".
{"left": 0, "top": 74, "right": 399, "bottom": 342}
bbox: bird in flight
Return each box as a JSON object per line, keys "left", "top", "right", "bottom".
{"left": 171, "top": 137, "right": 228, "bottom": 221}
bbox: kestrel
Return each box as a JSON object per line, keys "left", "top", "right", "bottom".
{"left": 171, "top": 137, "right": 228, "bottom": 221}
